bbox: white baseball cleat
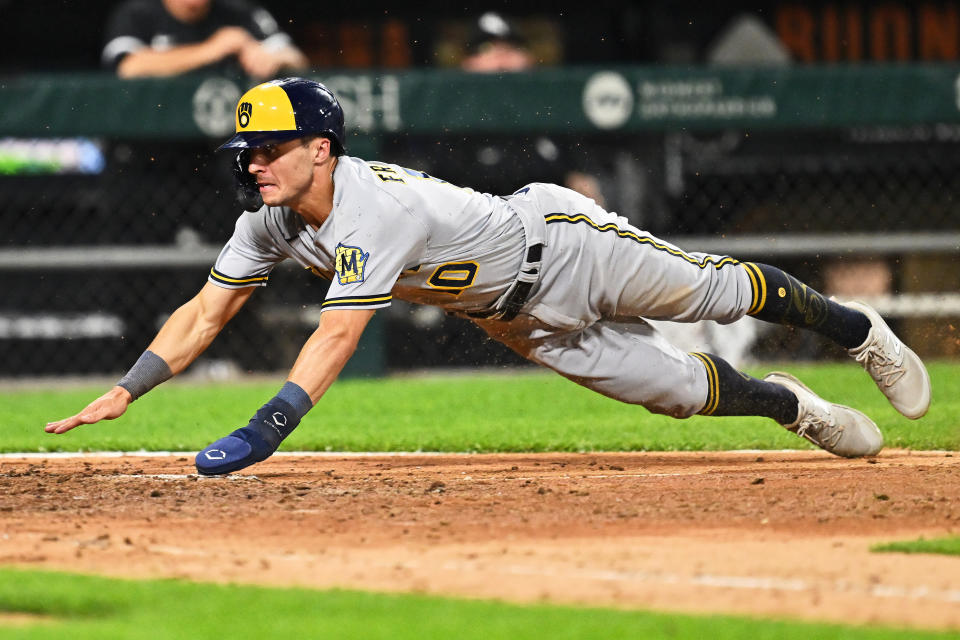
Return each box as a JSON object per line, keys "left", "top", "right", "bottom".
{"left": 764, "top": 371, "right": 883, "bottom": 458}
{"left": 843, "top": 300, "right": 931, "bottom": 419}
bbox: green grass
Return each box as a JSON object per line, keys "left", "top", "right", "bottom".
{"left": 3, "top": 361, "right": 958, "bottom": 453}
{"left": 872, "top": 536, "right": 960, "bottom": 556}
{"left": 0, "top": 569, "right": 957, "bottom": 640}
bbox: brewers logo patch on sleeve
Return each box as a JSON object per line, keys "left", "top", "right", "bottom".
{"left": 335, "top": 243, "right": 369, "bottom": 285}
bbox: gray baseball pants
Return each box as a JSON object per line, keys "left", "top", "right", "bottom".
{"left": 475, "top": 184, "right": 757, "bottom": 418}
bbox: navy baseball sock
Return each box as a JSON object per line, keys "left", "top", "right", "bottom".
{"left": 196, "top": 381, "right": 313, "bottom": 475}
{"left": 743, "top": 263, "right": 871, "bottom": 349}
{"left": 691, "top": 352, "right": 798, "bottom": 425}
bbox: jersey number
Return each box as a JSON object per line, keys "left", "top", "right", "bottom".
{"left": 427, "top": 262, "right": 478, "bottom": 296}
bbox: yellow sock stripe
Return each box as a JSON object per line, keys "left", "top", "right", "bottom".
{"left": 544, "top": 214, "right": 740, "bottom": 270}
{"left": 741, "top": 263, "right": 760, "bottom": 314}
{"left": 690, "top": 352, "right": 720, "bottom": 416}
{"left": 743, "top": 262, "right": 767, "bottom": 316}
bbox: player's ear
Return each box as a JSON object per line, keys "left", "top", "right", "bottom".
{"left": 310, "top": 136, "right": 332, "bottom": 164}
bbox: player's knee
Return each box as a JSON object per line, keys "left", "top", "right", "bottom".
{"left": 641, "top": 397, "right": 701, "bottom": 420}
{"left": 626, "top": 379, "right": 704, "bottom": 419}
{"left": 633, "top": 358, "right": 706, "bottom": 419}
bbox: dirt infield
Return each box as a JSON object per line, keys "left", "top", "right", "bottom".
{"left": 2, "top": 450, "right": 959, "bottom": 630}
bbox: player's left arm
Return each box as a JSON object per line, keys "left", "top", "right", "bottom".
{"left": 193, "top": 307, "right": 374, "bottom": 475}
{"left": 287, "top": 308, "right": 376, "bottom": 403}
{"left": 197, "top": 192, "right": 420, "bottom": 474}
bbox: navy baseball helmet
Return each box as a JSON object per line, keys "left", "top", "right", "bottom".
{"left": 217, "top": 77, "right": 346, "bottom": 154}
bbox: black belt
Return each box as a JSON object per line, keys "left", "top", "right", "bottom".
{"left": 467, "top": 243, "right": 543, "bottom": 322}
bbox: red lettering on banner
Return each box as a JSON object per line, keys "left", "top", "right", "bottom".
{"left": 919, "top": 4, "right": 959, "bottom": 59}
{"left": 777, "top": 6, "right": 817, "bottom": 62}
{"left": 775, "top": 2, "right": 960, "bottom": 61}
{"left": 870, "top": 5, "right": 911, "bottom": 61}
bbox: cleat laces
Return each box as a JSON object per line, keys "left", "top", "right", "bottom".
{"left": 854, "top": 343, "right": 906, "bottom": 388}
{"left": 795, "top": 408, "right": 845, "bottom": 449}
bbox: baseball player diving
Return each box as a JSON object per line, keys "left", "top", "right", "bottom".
{"left": 46, "top": 78, "right": 932, "bottom": 474}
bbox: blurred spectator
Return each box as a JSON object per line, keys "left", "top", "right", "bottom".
{"left": 454, "top": 12, "right": 605, "bottom": 205}
{"left": 102, "top": 0, "right": 307, "bottom": 79}
{"left": 461, "top": 11, "right": 534, "bottom": 72}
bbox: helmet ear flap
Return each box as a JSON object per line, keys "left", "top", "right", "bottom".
{"left": 234, "top": 150, "right": 263, "bottom": 212}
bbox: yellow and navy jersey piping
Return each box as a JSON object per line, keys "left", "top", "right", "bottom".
{"left": 322, "top": 293, "right": 393, "bottom": 309}
{"left": 209, "top": 267, "right": 269, "bottom": 287}
{"left": 542, "top": 213, "right": 768, "bottom": 315}
{"left": 543, "top": 213, "right": 739, "bottom": 270}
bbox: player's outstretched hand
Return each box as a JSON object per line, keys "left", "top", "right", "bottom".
{"left": 195, "top": 395, "right": 302, "bottom": 475}
{"left": 45, "top": 386, "right": 132, "bottom": 434}
{"left": 195, "top": 426, "right": 277, "bottom": 476}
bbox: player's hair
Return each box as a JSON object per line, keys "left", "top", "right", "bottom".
{"left": 306, "top": 134, "right": 343, "bottom": 157}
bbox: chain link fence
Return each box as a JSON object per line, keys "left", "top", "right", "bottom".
{"left": 2, "top": 124, "right": 959, "bottom": 379}
{"left": 3, "top": 141, "right": 237, "bottom": 246}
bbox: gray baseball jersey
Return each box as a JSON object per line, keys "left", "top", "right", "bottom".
{"left": 210, "top": 156, "right": 760, "bottom": 418}
{"left": 210, "top": 156, "right": 530, "bottom": 314}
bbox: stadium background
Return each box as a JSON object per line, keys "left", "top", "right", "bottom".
{"left": 2, "top": 0, "right": 959, "bottom": 380}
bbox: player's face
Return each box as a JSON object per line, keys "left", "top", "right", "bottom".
{"left": 247, "top": 139, "right": 316, "bottom": 207}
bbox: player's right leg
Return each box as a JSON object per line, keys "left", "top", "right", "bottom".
{"left": 601, "top": 240, "right": 930, "bottom": 420}
{"left": 475, "top": 316, "right": 882, "bottom": 457}
{"left": 743, "top": 263, "right": 931, "bottom": 419}
{"left": 509, "top": 183, "right": 929, "bottom": 420}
